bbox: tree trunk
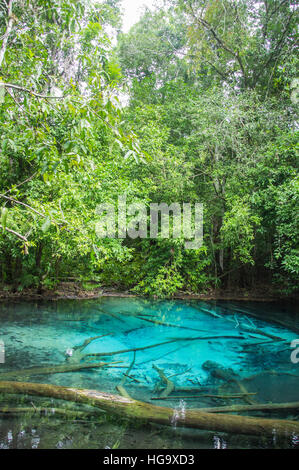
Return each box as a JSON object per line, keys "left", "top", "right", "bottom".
{"left": 0, "top": 361, "right": 118, "bottom": 380}
{"left": 199, "top": 401, "right": 299, "bottom": 413}
{"left": 0, "top": 381, "right": 298, "bottom": 438}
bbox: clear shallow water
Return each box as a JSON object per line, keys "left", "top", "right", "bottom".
{"left": 0, "top": 297, "right": 298, "bottom": 449}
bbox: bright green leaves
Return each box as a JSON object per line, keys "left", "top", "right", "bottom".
{"left": 134, "top": 265, "right": 184, "bottom": 298}
{"left": 221, "top": 199, "right": 261, "bottom": 265}
{"left": 178, "top": 0, "right": 297, "bottom": 94}
{"left": 0, "top": 0, "right": 145, "bottom": 289}
{"left": 0, "top": 0, "right": 297, "bottom": 297}
{"left": 273, "top": 176, "right": 299, "bottom": 280}
{"left": 117, "top": 7, "right": 188, "bottom": 102}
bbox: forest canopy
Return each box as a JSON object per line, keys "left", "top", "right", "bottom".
{"left": 0, "top": 0, "right": 298, "bottom": 297}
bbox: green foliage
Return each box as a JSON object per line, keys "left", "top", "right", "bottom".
{"left": 178, "top": 0, "right": 298, "bottom": 95}
{"left": 0, "top": 0, "right": 297, "bottom": 298}
{"left": 221, "top": 199, "right": 261, "bottom": 265}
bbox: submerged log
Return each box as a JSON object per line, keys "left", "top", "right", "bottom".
{"left": 152, "top": 364, "right": 175, "bottom": 398}
{"left": 116, "top": 352, "right": 136, "bottom": 399}
{"left": 0, "top": 407, "right": 92, "bottom": 418}
{"left": 0, "top": 381, "right": 298, "bottom": 438}
{"left": 224, "top": 304, "right": 299, "bottom": 335}
{"left": 202, "top": 361, "right": 256, "bottom": 405}
{"left": 137, "top": 315, "right": 208, "bottom": 333}
{"left": 0, "top": 361, "right": 119, "bottom": 380}
{"left": 238, "top": 325, "right": 284, "bottom": 342}
{"left": 84, "top": 338, "right": 180, "bottom": 359}
{"left": 244, "top": 370, "right": 299, "bottom": 381}
{"left": 73, "top": 334, "right": 112, "bottom": 352}
{"left": 83, "top": 335, "right": 246, "bottom": 361}
{"left": 67, "top": 334, "right": 112, "bottom": 363}
{"left": 191, "top": 305, "right": 222, "bottom": 319}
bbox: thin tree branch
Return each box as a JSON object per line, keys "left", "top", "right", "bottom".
{"left": 188, "top": 4, "right": 247, "bottom": 86}
{"left": 268, "top": 0, "right": 290, "bottom": 21}
{"left": 253, "top": 11, "right": 295, "bottom": 87}
{"left": 0, "top": 194, "right": 69, "bottom": 230}
{"left": 0, "top": 82, "right": 64, "bottom": 99}
{"left": 206, "top": 60, "right": 229, "bottom": 81}
{"left": 0, "top": 224, "right": 28, "bottom": 242}
{"left": 2, "top": 172, "right": 37, "bottom": 196}
{"left": 0, "top": 193, "right": 46, "bottom": 218}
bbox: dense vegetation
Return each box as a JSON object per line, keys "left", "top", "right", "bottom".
{"left": 0, "top": 0, "right": 298, "bottom": 297}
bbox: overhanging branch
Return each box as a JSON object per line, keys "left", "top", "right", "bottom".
{"left": 0, "top": 82, "right": 64, "bottom": 99}
{"left": 188, "top": 3, "right": 248, "bottom": 87}
{"left": 0, "top": 224, "right": 28, "bottom": 242}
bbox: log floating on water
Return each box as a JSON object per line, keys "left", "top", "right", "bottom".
{"left": 0, "top": 407, "right": 94, "bottom": 418}
{"left": 199, "top": 401, "right": 299, "bottom": 413}
{"left": 0, "top": 381, "right": 298, "bottom": 438}
{"left": 151, "top": 393, "right": 257, "bottom": 401}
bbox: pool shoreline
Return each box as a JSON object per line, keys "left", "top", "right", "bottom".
{"left": 0, "top": 281, "right": 297, "bottom": 303}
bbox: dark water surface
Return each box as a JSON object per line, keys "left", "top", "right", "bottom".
{"left": 0, "top": 297, "right": 298, "bottom": 449}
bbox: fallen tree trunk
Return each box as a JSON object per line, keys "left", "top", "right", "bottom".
{"left": 223, "top": 304, "right": 299, "bottom": 335}
{"left": 83, "top": 335, "right": 246, "bottom": 360}
{"left": 238, "top": 325, "right": 283, "bottom": 342}
{"left": 191, "top": 305, "right": 222, "bottom": 319}
{"left": 202, "top": 361, "right": 256, "bottom": 405}
{"left": 0, "top": 407, "right": 92, "bottom": 418}
{"left": 73, "top": 334, "right": 112, "bottom": 352}
{"left": 0, "top": 381, "right": 298, "bottom": 438}
{"left": 137, "top": 315, "right": 208, "bottom": 333}
{"left": 151, "top": 393, "right": 257, "bottom": 401}
{"left": 199, "top": 401, "right": 299, "bottom": 413}
{"left": 155, "top": 386, "right": 210, "bottom": 394}
{"left": 0, "top": 361, "right": 119, "bottom": 380}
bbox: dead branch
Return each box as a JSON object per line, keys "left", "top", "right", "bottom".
{"left": 152, "top": 364, "right": 175, "bottom": 398}
{"left": 0, "top": 82, "right": 65, "bottom": 99}
{"left": 0, "top": 224, "right": 28, "bottom": 242}
{"left": 116, "top": 351, "right": 136, "bottom": 399}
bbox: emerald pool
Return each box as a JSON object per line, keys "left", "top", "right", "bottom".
{"left": 0, "top": 297, "right": 298, "bottom": 449}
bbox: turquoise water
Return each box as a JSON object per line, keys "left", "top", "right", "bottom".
{"left": 0, "top": 297, "right": 298, "bottom": 449}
